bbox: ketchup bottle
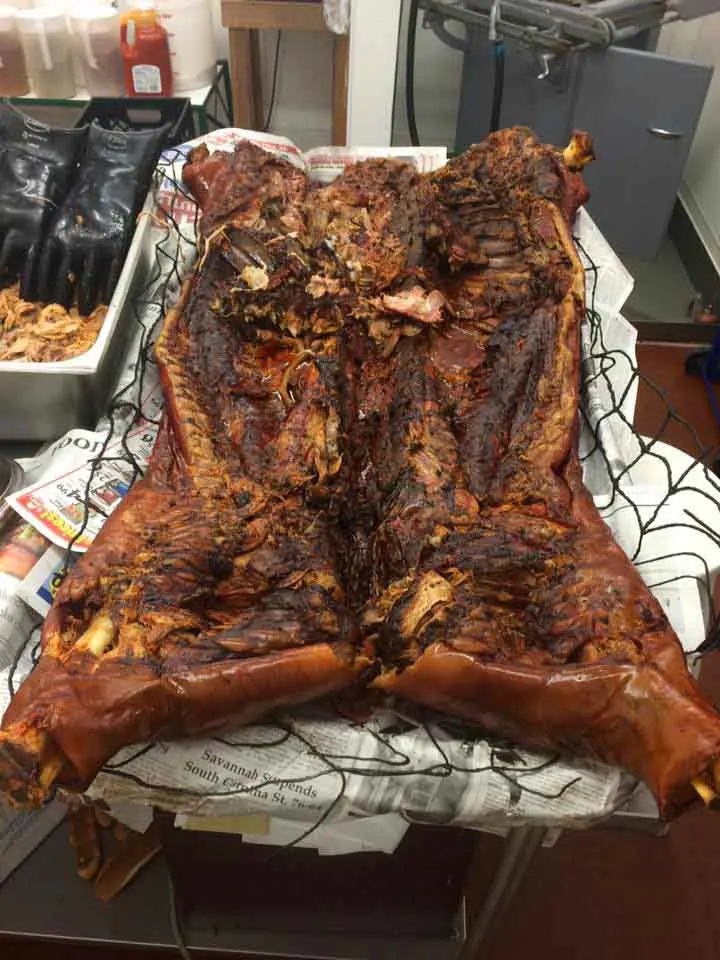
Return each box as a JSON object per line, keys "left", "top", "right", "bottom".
{"left": 120, "top": 4, "right": 173, "bottom": 97}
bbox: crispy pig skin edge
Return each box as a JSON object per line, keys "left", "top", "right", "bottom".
{"left": 0, "top": 640, "right": 367, "bottom": 807}
{"left": 374, "top": 642, "right": 720, "bottom": 819}
{"left": 375, "top": 204, "right": 720, "bottom": 818}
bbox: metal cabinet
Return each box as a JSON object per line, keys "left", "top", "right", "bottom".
{"left": 456, "top": 38, "right": 712, "bottom": 258}
{"left": 456, "top": 31, "right": 581, "bottom": 147}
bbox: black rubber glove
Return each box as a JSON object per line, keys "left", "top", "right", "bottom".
{"left": 0, "top": 102, "right": 86, "bottom": 294}
{"left": 35, "top": 122, "right": 168, "bottom": 315}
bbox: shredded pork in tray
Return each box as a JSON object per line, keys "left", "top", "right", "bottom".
{"left": 0, "top": 283, "right": 107, "bottom": 363}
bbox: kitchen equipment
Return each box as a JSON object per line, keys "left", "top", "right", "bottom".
{"left": 155, "top": 0, "right": 216, "bottom": 91}
{"left": 35, "top": 122, "right": 169, "bottom": 314}
{"left": 16, "top": 6, "right": 75, "bottom": 98}
{"left": 70, "top": 4, "right": 124, "bottom": 97}
{"left": 120, "top": 5, "right": 173, "bottom": 97}
{"left": 0, "top": 194, "right": 154, "bottom": 441}
{"left": 77, "top": 95, "right": 194, "bottom": 147}
{"left": 416, "top": 0, "right": 719, "bottom": 257}
{"left": 0, "top": 6, "right": 29, "bottom": 96}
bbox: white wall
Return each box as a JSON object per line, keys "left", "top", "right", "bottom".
{"left": 346, "top": 0, "right": 402, "bottom": 146}
{"left": 659, "top": 14, "right": 720, "bottom": 270}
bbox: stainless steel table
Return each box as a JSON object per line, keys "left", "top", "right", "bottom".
{"left": 0, "top": 821, "right": 473, "bottom": 959}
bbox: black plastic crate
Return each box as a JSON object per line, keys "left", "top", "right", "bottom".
{"left": 76, "top": 96, "right": 194, "bottom": 147}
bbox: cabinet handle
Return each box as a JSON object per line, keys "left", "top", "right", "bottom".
{"left": 647, "top": 127, "right": 683, "bottom": 139}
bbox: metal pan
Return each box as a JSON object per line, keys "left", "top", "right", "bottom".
{"left": 0, "top": 196, "right": 154, "bottom": 442}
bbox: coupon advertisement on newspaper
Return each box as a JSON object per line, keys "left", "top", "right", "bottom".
{"left": 7, "top": 377, "right": 162, "bottom": 555}
{"left": 8, "top": 419, "right": 158, "bottom": 553}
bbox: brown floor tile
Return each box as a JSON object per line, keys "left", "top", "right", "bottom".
{"left": 481, "top": 809, "right": 720, "bottom": 960}
{"left": 635, "top": 342, "right": 720, "bottom": 457}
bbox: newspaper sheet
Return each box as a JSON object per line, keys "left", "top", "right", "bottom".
{"left": 575, "top": 208, "right": 634, "bottom": 320}
{"left": 597, "top": 484, "right": 713, "bottom": 655}
{"left": 0, "top": 523, "right": 44, "bottom": 672}
{"left": 580, "top": 311, "right": 640, "bottom": 491}
{"left": 174, "top": 810, "right": 410, "bottom": 856}
{"left": 574, "top": 209, "right": 639, "bottom": 494}
{"left": 8, "top": 418, "right": 160, "bottom": 552}
{"left": 238, "top": 814, "right": 409, "bottom": 856}
{"left": 0, "top": 130, "right": 708, "bottom": 857}
{"left": 16, "top": 544, "right": 68, "bottom": 619}
{"left": 83, "top": 710, "right": 623, "bottom": 832}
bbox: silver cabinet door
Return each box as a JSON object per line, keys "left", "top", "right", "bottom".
{"left": 456, "top": 34, "right": 578, "bottom": 150}
{"left": 574, "top": 46, "right": 712, "bottom": 259}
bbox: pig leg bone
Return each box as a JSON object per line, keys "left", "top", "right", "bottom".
{"left": 39, "top": 751, "right": 66, "bottom": 790}
{"left": 692, "top": 774, "right": 720, "bottom": 810}
{"left": 75, "top": 614, "right": 117, "bottom": 656}
{"left": 0, "top": 728, "right": 67, "bottom": 806}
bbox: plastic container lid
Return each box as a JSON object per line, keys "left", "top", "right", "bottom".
{"left": 0, "top": 5, "right": 19, "bottom": 31}
{"left": 71, "top": 3, "right": 120, "bottom": 73}
{"left": 16, "top": 6, "right": 67, "bottom": 30}
{"left": 70, "top": 4, "right": 119, "bottom": 20}
{"left": 153, "top": 0, "right": 215, "bottom": 91}
{"left": 122, "top": 5, "right": 160, "bottom": 28}
{"left": 156, "top": 0, "right": 210, "bottom": 8}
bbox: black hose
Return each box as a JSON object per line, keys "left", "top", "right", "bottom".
{"left": 264, "top": 31, "right": 282, "bottom": 132}
{"left": 406, "top": 0, "right": 421, "bottom": 146}
{"left": 489, "top": 39, "right": 505, "bottom": 133}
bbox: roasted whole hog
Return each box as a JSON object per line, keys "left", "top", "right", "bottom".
{"left": 2, "top": 127, "right": 720, "bottom": 819}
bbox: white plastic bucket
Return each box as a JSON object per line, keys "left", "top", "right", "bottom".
{"left": 70, "top": 4, "right": 123, "bottom": 96}
{"left": 154, "top": 0, "right": 215, "bottom": 91}
{"left": 0, "top": 6, "right": 29, "bottom": 96}
{"left": 16, "top": 6, "right": 75, "bottom": 98}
